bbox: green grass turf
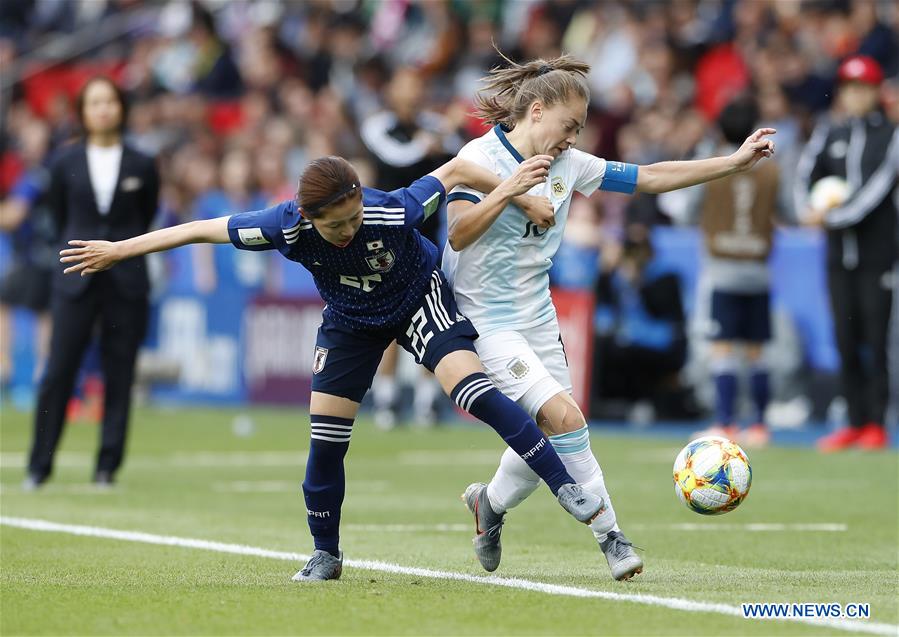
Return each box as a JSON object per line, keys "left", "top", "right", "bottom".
{"left": 1, "top": 406, "right": 897, "bottom": 636}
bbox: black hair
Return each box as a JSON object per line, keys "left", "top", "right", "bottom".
{"left": 717, "top": 97, "right": 759, "bottom": 145}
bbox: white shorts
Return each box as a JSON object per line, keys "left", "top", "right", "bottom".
{"left": 474, "top": 319, "right": 573, "bottom": 419}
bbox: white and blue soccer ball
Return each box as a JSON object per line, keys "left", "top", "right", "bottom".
{"left": 673, "top": 436, "right": 752, "bottom": 515}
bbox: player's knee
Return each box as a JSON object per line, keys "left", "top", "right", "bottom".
{"left": 537, "top": 394, "right": 586, "bottom": 435}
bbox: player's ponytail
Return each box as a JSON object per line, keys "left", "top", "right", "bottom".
{"left": 473, "top": 49, "right": 591, "bottom": 128}
{"left": 296, "top": 156, "right": 362, "bottom": 219}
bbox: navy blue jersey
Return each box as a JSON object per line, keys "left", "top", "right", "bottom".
{"left": 227, "top": 175, "right": 446, "bottom": 330}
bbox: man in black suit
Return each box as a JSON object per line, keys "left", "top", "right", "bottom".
{"left": 25, "top": 76, "right": 159, "bottom": 488}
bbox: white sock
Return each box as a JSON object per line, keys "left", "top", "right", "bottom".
{"left": 413, "top": 375, "right": 440, "bottom": 418}
{"left": 371, "top": 375, "right": 397, "bottom": 411}
{"left": 484, "top": 427, "right": 622, "bottom": 542}
{"left": 548, "top": 426, "right": 620, "bottom": 542}
{"left": 486, "top": 446, "right": 541, "bottom": 514}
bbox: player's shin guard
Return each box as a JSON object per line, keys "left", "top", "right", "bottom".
{"left": 548, "top": 426, "right": 618, "bottom": 540}
{"left": 451, "top": 373, "right": 573, "bottom": 495}
{"left": 302, "top": 415, "right": 353, "bottom": 558}
{"left": 711, "top": 356, "right": 739, "bottom": 425}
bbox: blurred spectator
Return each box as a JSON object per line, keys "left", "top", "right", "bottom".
{"left": 688, "top": 97, "right": 782, "bottom": 448}
{"left": 797, "top": 55, "right": 897, "bottom": 451}
{"left": 360, "top": 66, "right": 464, "bottom": 429}
{"left": 592, "top": 223, "right": 694, "bottom": 421}
{"left": 0, "top": 116, "right": 55, "bottom": 390}
{"left": 187, "top": 1, "right": 243, "bottom": 98}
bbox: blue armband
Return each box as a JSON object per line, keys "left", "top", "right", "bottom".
{"left": 599, "top": 162, "right": 638, "bottom": 194}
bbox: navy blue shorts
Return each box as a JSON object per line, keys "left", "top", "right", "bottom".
{"left": 311, "top": 269, "right": 478, "bottom": 402}
{"left": 709, "top": 290, "right": 771, "bottom": 342}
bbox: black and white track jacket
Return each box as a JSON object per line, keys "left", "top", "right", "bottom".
{"left": 795, "top": 110, "right": 898, "bottom": 271}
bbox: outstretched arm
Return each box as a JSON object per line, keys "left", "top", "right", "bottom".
{"left": 637, "top": 128, "right": 776, "bottom": 194}
{"left": 60, "top": 216, "right": 231, "bottom": 276}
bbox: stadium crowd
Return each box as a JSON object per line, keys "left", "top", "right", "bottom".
{"left": 1, "top": 0, "right": 897, "bottom": 434}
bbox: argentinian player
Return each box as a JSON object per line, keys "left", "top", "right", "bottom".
{"left": 58, "top": 153, "right": 609, "bottom": 582}
{"left": 443, "top": 52, "right": 776, "bottom": 581}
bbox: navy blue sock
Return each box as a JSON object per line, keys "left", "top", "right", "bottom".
{"left": 450, "top": 373, "right": 574, "bottom": 495}
{"left": 713, "top": 372, "right": 738, "bottom": 425}
{"left": 302, "top": 415, "right": 353, "bottom": 558}
{"left": 749, "top": 367, "right": 769, "bottom": 424}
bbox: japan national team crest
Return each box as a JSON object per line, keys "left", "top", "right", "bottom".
{"left": 312, "top": 346, "right": 329, "bottom": 374}
{"left": 366, "top": 249, "right": 396, "bottom": 272}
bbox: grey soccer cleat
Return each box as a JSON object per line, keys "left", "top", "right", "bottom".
{"left": 462, "top": 482, "right": 505, "bottom": 572}
{"left": 292, "top": 549, "right": 343, "bottom": 581}
{"left": 599, "top": 531, "right": 643, "bottom": 581}
{"left": 556, "top": 483, "right": 605, "bottom": 523}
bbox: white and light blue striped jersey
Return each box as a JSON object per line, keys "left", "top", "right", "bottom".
{"left": 442, "top": 124, "right": 638, "bottom": 336}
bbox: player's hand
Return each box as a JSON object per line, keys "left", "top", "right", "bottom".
{"left": 729, "top": 128, "right": 776, "bottom": 172}
{"left": 505, "top": 154, "right": 552, "bottom": 195}
{"left": 515, "top": 194, "right": 555, "bottom": 229}
{"left": 59, "top": 240, "right": 122, "bottom": 276}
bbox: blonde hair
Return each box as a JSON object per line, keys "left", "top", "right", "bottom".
{"left": 474, "top": 50, "right": 591, "bottom": 127}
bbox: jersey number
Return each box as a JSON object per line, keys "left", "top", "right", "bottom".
{"left": 405, "top": 308, "right": 433, "bottom": 360}
{"left": 339, "top": 274, "right": 382, "bottom": 292}
{"left": 522, "top": 221, "right": 547, "bottom": 239}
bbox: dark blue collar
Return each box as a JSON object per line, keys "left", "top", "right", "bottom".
{"left": 492, "top": 124, "right": 525, "bottom": 164}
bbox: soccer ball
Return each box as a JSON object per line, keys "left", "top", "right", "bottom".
{"left": 672, "top": 436, "right": 752, "bottom": 515}
{"left": 809, "top": 176, "right": 849, "bottom": 211}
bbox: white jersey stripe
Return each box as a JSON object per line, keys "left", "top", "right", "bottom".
{"left": 363, "top": 206, "right": 405, "bottom": 213}
{"left": 431, "top": 272, "right": 454, "bottom": 328}
{"left": 424, "top": 294, "right": 449, "bottom": 331}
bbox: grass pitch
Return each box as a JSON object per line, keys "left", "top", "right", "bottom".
{"left": 1, "top": 407, "right": 897, "bottom": 636}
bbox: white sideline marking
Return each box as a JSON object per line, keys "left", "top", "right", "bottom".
{"left": 167, "top": 452, "right": 307, "bottom": 467}
{"left": 397, "top": 450, "right": 504, "bottom": 465}
{"left": 338, "top": 522, "right": 847, "bottom": 534}
{"left": 1, "top": 517, "right": 895, "bottom": 636}
{"left": 630, "top": 523, "right": 849, "bottom": 533}
{"left": 0, "top": 452, "right": 91, "bottom": 468}
{"left": 344, "top": 523, "right": 469, "bottom": 533}
{"left": 0, "top": 451, "right": 308, "bottom": 469}
{"left": 212, "top": 480, "right": 389, "bottom": 494}
{"left": 0, "top": 484, "right": 122, "bottom": 496}
{"left": 212, "top": 481, "right": 298, "bottom": 493}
